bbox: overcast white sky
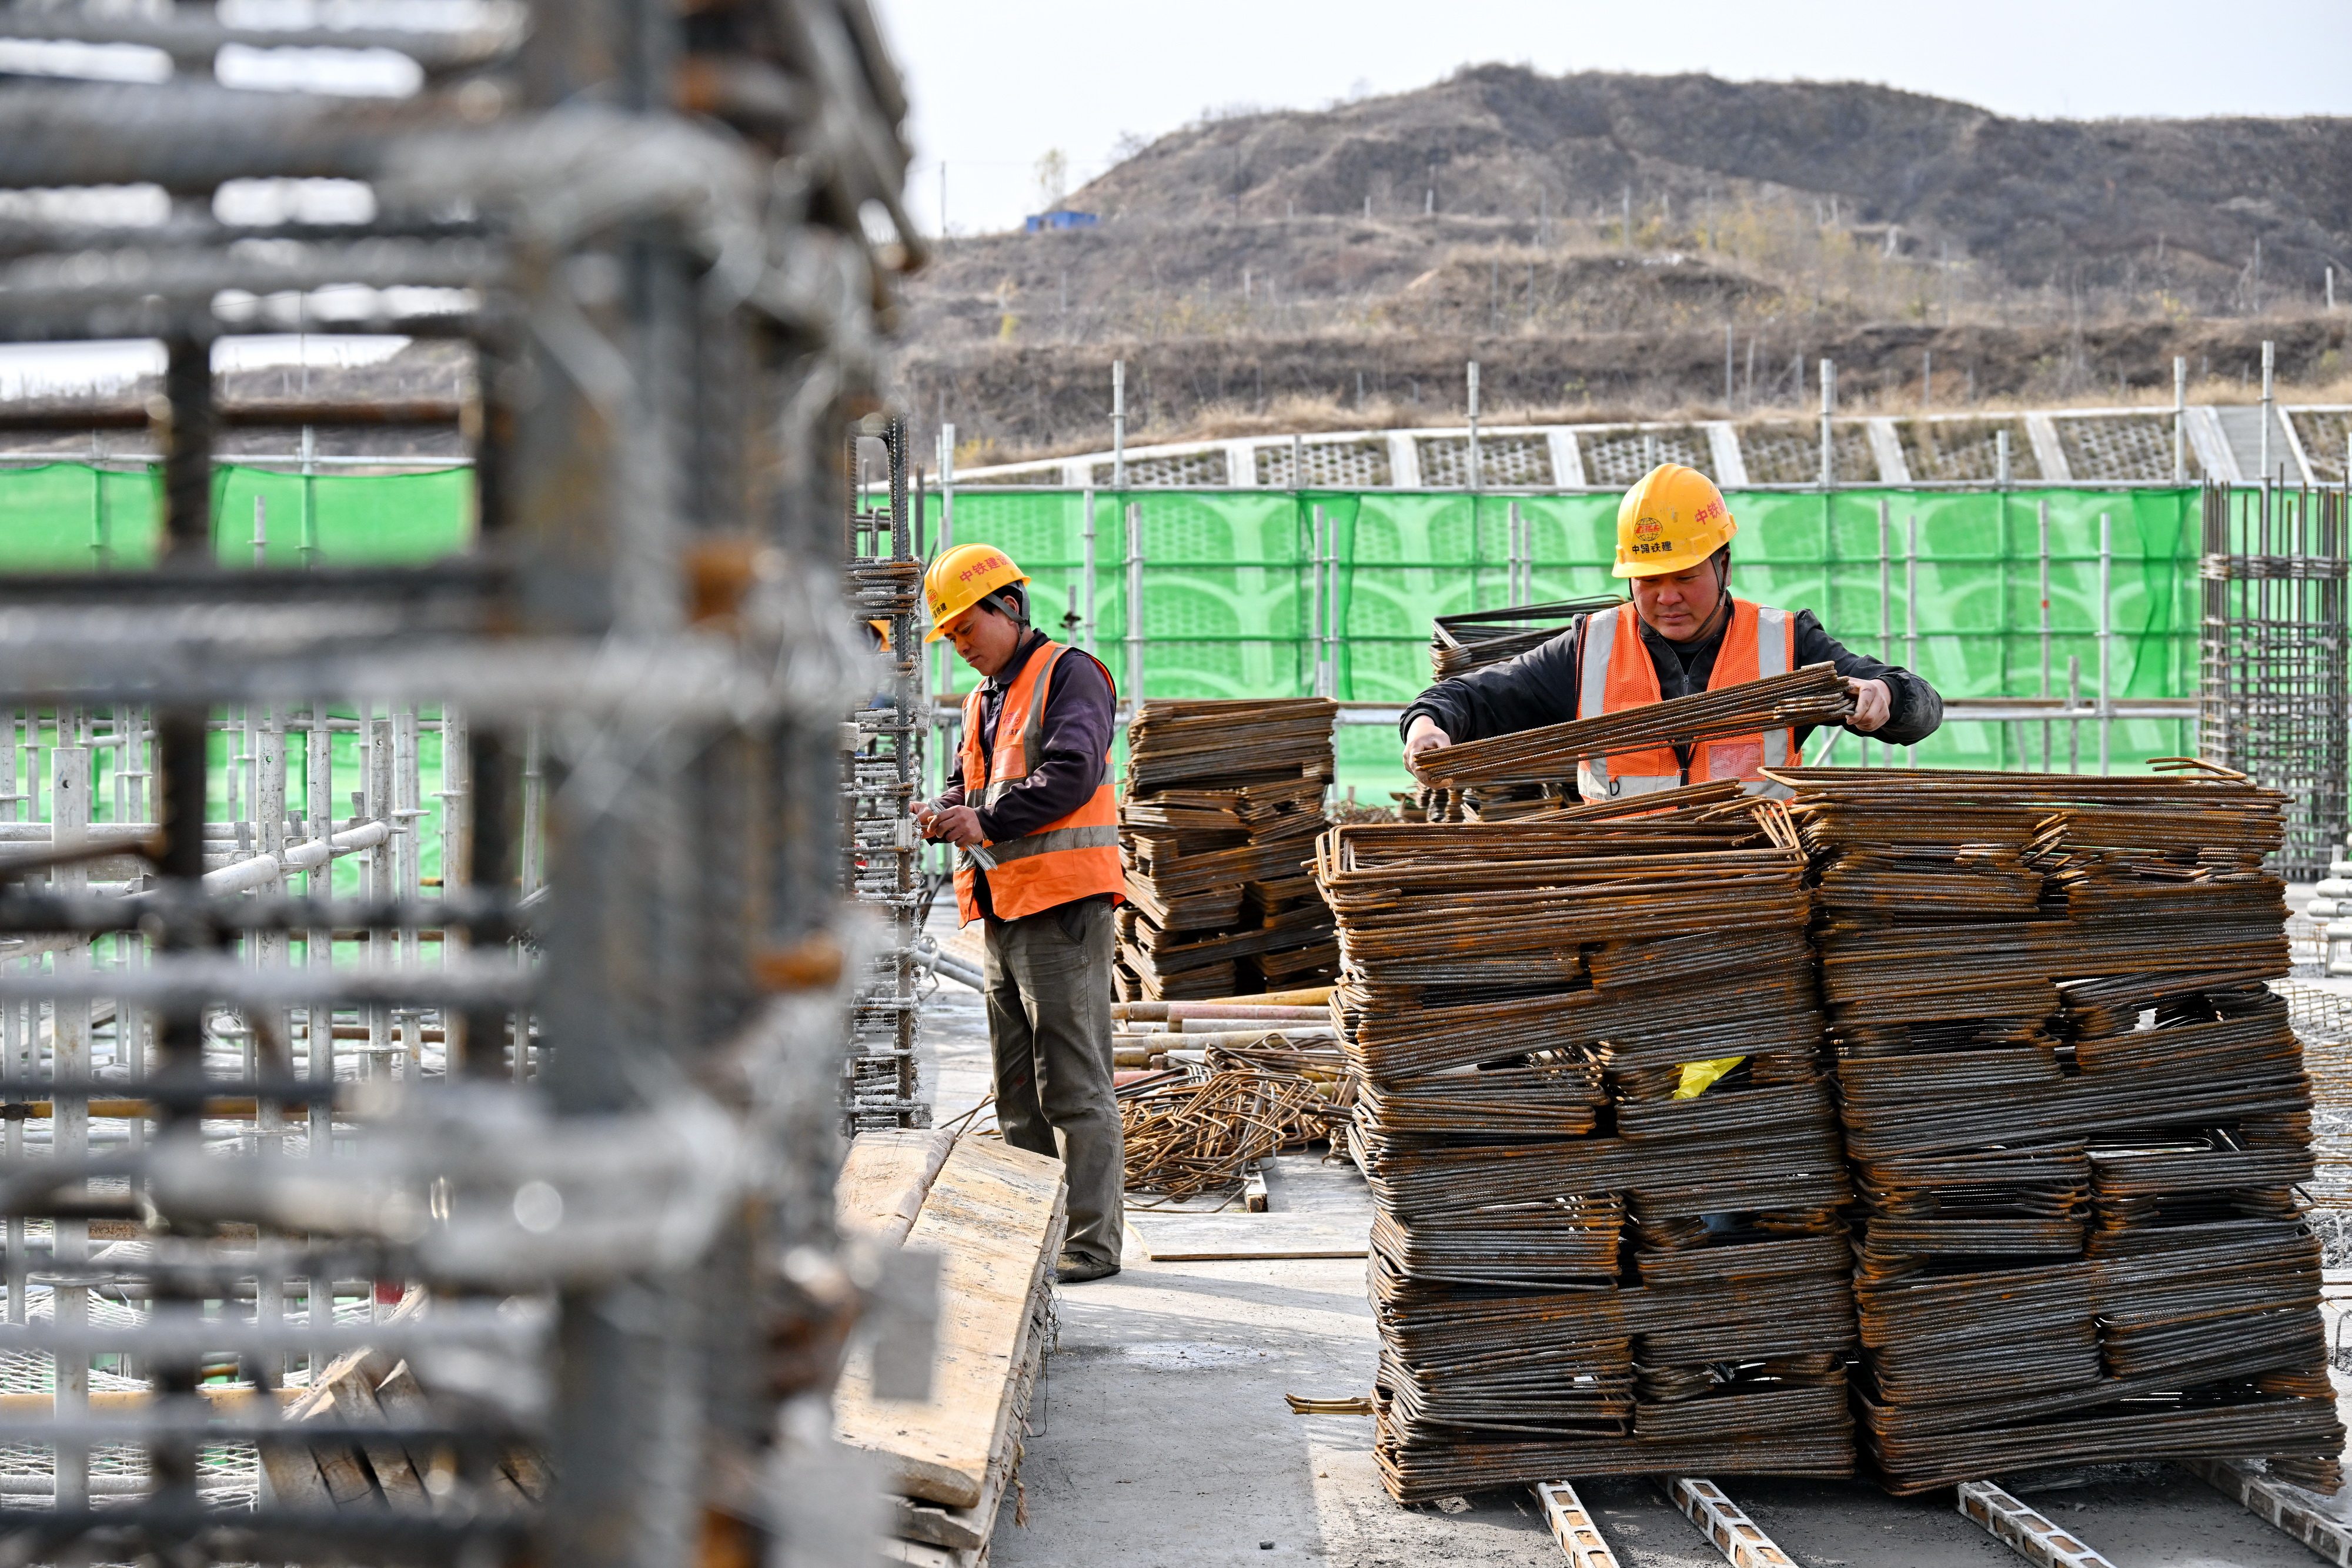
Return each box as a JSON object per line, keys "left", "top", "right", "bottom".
{"left": 873, "top": 0, "right": 2352, "bottom": 238}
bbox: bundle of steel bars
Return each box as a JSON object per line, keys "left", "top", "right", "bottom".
{"left": 843, "top": 415, "right": 928, "bottom": 1131}
{"left": 0, "top": 2, "right": 921, "bottom": 1560}
{"left": 1409, "top": 663, "right": 1853, "bottom": 792}
{"left": 1315, "top": 801, "right": 1857, "bottom": 1502}
{"left": 1772, "top": 763, "right": 2346, "bottom": 1495}
{"left": 1427, "top": 597, "right": 1618, "bottom": 680}
{"left": 1117, "top": 699, "right": 1338, "bottom": 999}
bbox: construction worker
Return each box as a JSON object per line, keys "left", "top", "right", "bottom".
{"left": 1402, "top": 464, "right": 1943, "bottom": 795}
{"left": 913, "top": 544, "right": 1125, "bottom": 1284}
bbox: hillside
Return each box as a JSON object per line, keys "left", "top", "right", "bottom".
{"left": 891, "top": 65, "right": 2352, "bottom": 460}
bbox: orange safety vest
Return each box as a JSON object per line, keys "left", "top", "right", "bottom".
{"left": 1573, "top": 597, "right": 1798, "bottom": 800}
{"left": 955, "top": 638, "right": 1124, "bottom": 924}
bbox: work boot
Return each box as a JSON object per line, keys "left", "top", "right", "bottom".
{"left": 1054, "top": 1251, "right": 1120, "bottom": 1284}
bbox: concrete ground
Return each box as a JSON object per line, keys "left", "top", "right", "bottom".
{"left": 917, "top": 918, "right": 2352, "bottom": 1568}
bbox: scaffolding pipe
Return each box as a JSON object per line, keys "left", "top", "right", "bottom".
{"left": 1125, "top": 500, "right": 1144, "bottom": 703}
{"left": 2173, "top": 357, "right": 2189, "bottom": 483}
{"left": 1819, "top": 359, "right": 1837, "bottom": 486}
{"left": 2098, "top": 510, "right": 2112, "bottom": 775}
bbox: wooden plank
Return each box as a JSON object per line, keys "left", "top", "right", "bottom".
{"left": 1957, "top": 1480, "right": 2117, "bottom": 1568}
{"left": 892, "top": 1222, "right": 1062, "bottom": 1552}
{"left": 2183, "top": 1457, "right": 2352, "bottom": 1566}
{"left": 836, "top": 1135, "right": 1067, "bottom": 1509}
{"left": 1536, "top": 1480, "right": 1622, "bottom": 1567}
{"left": 1130, "top": 1212, "right": 1367, "bottom": 1261}
{"left": 839, "top": 1129, "right": 957, "bottom": 1248}
{"left": 326, "top": 1360, "right": 431, "bottom": 1510}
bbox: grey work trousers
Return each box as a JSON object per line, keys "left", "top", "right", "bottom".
{"left": 981, "top": 897, "right": 1123, "bottom": 1266}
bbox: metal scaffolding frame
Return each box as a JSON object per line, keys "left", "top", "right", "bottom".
{"left": 0, "top": 1, "right": 918, "bottom": 1562}
{"left": 2200, "top": 480, "right": 2351, "bottom": 881}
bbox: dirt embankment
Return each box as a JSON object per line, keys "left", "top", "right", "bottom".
{"left": 904, "top": 317, "right": 2351, "bottom": 462}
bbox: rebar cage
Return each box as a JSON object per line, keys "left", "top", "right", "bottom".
{"left": 0, "top": 2, "right": 917, "bottom": 1563}
{"left": 843, "top": 415, "right": 928, "bottom": 1132}
{"left": 2199, "top": 482, "right": 2351, "bottom": 880}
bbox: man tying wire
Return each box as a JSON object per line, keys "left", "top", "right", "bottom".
{"left": 913, "top": 543, "right": 1126, "bottom": 1284}
{"left": 1402, "top": 463, "right": 1945, "bottom": 797}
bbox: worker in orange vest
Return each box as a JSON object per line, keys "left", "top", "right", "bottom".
{"left": 914, "top": 543, "right": 1127, "bottom": 1283}
{"left": 1402, "top": 464, "right": 1943, "bottom": 795}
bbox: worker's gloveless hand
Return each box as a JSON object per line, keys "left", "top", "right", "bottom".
{"left": 925, "top": 804, "right": 985, "bottom": 848}
{"left": 1845, "top": 677, "right": 1893, "bottom": 734}
{"left": 1403, "top": 714, "right": 1452, "bottom": 769}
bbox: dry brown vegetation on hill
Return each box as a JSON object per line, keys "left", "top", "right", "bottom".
{"left": 893, "top": 65, "right": 2352, "bottom": 462}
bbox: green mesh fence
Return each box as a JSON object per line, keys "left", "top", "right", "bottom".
{"left": 0, "top": 460, "right": 473, "bottom": 569}
{"left": 0, "top": 462, "right": 473, "bottom": 882}
{"left": 0, "top": 465, "right": 2200, "bottom": 807}
{"left": 936, "top": 486, "right": 2202, "bottom": 801}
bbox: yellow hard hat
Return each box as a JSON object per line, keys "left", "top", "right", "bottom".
{"left": 923, "top": 543, "right": 1028, "bottom": 642}
{"left": 866, "top": 618, "right": 891, "bottom": 651}
{"left": 1613, "top": 463, "right": 1736, "bottom": 580}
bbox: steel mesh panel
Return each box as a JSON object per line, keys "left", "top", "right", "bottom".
{"left": 1415, "top": 434, "right": 1555, "bottom": 488}
{"left": 1090, "top": 449, "right": 1228, "bottom": 487}
{"left": 2054, "top": 413, "right": 2176, "bottom": 483}
{"left": 1255, "top": 439, "right": 1392, "bottom": 488}
{"left": 1579, "top": 426, "right": 1713, "bottom": 487}
{"left": 1902, "top": 417, "right": 2040, "bottom": 483}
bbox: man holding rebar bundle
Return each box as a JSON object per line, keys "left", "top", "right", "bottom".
{"left": 914, "top": 543, "right": 1127, "bottom": 1285}
{"left": 1401, "top": 464, "right": 1945, "bottom": 795}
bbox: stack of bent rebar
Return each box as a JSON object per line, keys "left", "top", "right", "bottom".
{"left": 1118, "top": 699, "right": 1339, "bottom": 999}
{"left": 1315, "top": 801, "right": 1859, "bottom": 1502}
{"left": 1774, "top": 763, "right": 2346, "bottom": 1493}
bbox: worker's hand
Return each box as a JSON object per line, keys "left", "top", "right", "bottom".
{"left": 1845, "top": 677, "right": 1893, "bottom": 734}
{"left": 1403, "top": 714, "right": 1452, "bottom": 770}
{"left": 926, "top": 804, "right": 984, "bottom": 848}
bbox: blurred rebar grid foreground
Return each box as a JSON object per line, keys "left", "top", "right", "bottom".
{"left": 1777, "top": 765, "right": 2347, "bottom": 1495}
{"left": 1314, "top": 801, "right": 1857, "bottom": 1503}
{"left": 0, "top": 1, "right": 920, "bottom": 1562}
{"left": 842, "top": 415, "right": 927, "bottom": 1131}
{"left": 2199, "top": 480, "right": 2348, "bottom": 882}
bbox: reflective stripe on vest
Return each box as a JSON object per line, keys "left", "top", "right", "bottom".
{"left": 1575, "top": 599, "right": 1799, "bottom": 801}
{"left": 953, "top": 638, "right": 1124, "bottom": 924}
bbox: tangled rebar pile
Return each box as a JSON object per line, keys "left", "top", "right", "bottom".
{"left": 1774, "top": 763, "right": 2346, "bottom": 1494}
{"left": 1117, "top": 699, "right": 1339, "bottom": 999}
{"left": 1120, "top": 1068, "right": 1334, "bottom": 1201}
{"left": 1315, "top": 803, "right": 1857, "bottom": 1503}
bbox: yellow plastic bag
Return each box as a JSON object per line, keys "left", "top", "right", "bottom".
{"left": 1673, "top": 1055, "right": 1746, "bottom": 1100}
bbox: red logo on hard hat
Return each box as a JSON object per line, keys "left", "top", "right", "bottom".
{"left": 1633, "top": 517, "right": 1663, "bottom": 538}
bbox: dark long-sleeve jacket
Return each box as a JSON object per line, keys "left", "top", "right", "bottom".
{"left": 929, "top": 631, "right": 1117, "bottom": 918}
{"left": 1401, "top": 604, "right": 1943, "bottom": 764}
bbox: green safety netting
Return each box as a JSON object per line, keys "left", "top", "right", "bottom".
{"left": 0, "top": 460, "right": 473, "bottom": 569}
{"left": 0, "top": 464, "right": 2199, "bottom": 806}
{"left": 937, "top": 486, "right": 2201, "bottom": 800}
{"left": 0, "top": 463, "right": 471, "bottom": 897}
